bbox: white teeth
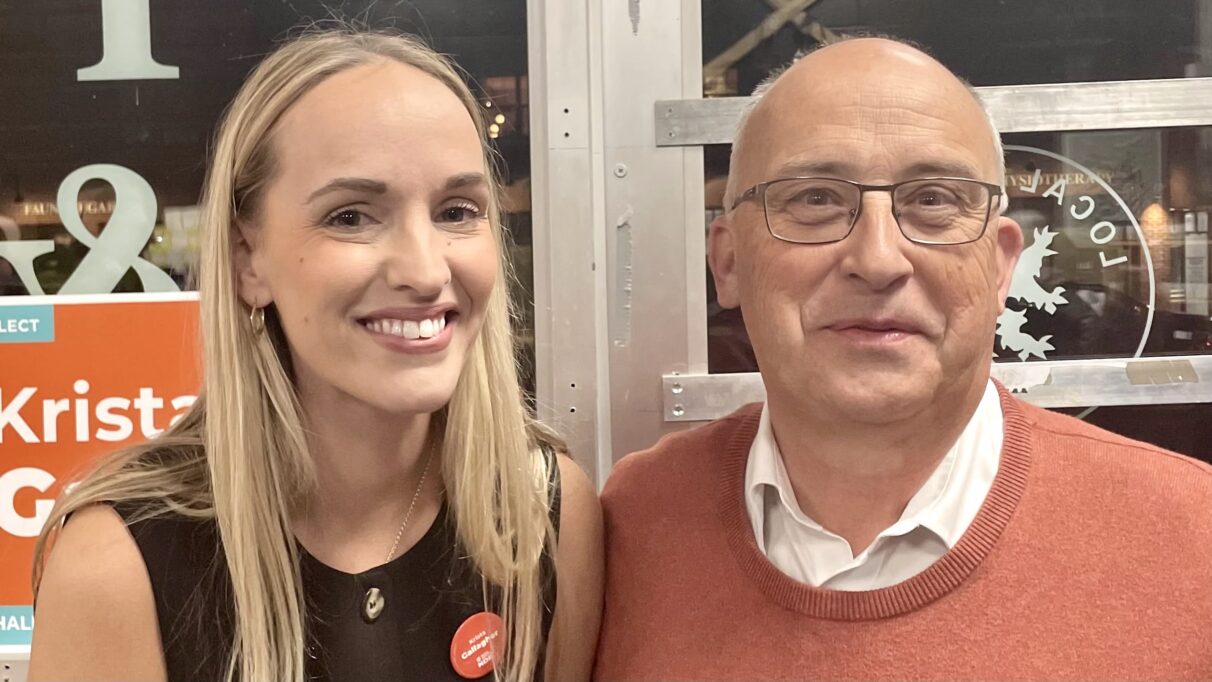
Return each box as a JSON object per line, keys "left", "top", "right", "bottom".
{"left": 364, "top": 315, "right": 448, "bottom": 340}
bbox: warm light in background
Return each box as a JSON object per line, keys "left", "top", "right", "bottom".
{"left": 1140, "top": 201, "right": 1171, "bottom": 284}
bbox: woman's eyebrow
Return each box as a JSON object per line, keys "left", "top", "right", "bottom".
{"left": 305, "top": 177, "right": 388, "bottom": 204}
{"left": 443, "top": 172, "right": 487, "bottom": 190}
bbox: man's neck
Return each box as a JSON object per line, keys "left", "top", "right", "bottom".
{"left": 766, "top": 380, "right": 988, "bottom": 555}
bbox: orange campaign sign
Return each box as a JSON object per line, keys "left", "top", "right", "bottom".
{"left": 0, "top": 293, "right": 200, "bottom": 646}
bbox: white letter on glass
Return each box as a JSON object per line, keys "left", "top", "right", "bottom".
{"left": 77, "top": 0, "right": 180, "bottom": 81}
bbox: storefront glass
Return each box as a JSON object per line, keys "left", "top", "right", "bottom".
{"left": 0, "top": 1, "right": 536, "bottom": 380}
{"left": 702, "top": 0, "right": 1210, "bottom": 96}
{"left": 699, "top": 0, "right": 1212, "bottom": 459}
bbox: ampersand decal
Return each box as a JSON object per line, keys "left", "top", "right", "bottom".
{"left": 56, "top": 164, "right": 180, "bottom": 294}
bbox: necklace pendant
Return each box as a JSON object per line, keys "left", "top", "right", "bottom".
{"left": 362, "top": 586, "right": 386, "bottom": 623}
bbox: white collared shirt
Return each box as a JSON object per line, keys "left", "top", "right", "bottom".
{"left": 744, "top": 380, "right": 1003, "bottom": 591}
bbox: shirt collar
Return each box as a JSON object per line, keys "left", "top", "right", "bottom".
{"left": 744, "top": 380, "right": 1004, "bottom": 551}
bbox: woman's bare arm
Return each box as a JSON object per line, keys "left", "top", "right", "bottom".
{"left": 543, "top": 454, "right": 605, "bottom": 682}
{"left": 28, "top": 504, "right": 166, "bottom": 682}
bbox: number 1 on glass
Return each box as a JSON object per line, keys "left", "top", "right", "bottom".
{"left": 77, "top": 0, "right": 180, "bottom": 82}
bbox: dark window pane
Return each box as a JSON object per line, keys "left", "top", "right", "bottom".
{"left": 1061, "top": 404, "right": 1212, "bottom": 462}
{"left": 0, "top": 1, "right": 535, "bottom": 388}
{"left": 704, "top": 0, "right": 1210, "bottom": 96}
{"left": 999, "top": 129, "right": 1212, "bottom": 362}
{"left": 0, "top": 2, "right": 530, "bottom": 290}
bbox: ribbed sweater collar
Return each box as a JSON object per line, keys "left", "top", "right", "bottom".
{"left": 717, "top": 383, "right": 1033, "bottom": 620}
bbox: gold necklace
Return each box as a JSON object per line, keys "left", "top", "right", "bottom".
{"left": 383, "top": 442, "right": 436, "bottom": 564}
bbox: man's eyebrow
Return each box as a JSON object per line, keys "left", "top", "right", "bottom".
{"left": 305, "top": 177, "right": 388, "bottom": 204}
{"left": 443, "top": 172, "right": 487, "bottom": 190}
{"left": 899, "top": 161, "right": 984, "bottom": 180}
{"left": 769, "top": 159, "right": 857, "bottom": 179}
{"left": 765, "top": 160, "right": 987, "bottom": 183}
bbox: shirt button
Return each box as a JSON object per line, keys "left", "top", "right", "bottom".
{"left": 362, "top": 586, "right": 385, "bottom": 623}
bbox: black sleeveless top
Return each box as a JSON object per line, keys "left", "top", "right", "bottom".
{"left": 113, "top": 458, "right": 560, "bottom": 682}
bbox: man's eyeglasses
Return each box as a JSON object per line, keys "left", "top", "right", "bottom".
{"left": 729, "top": 177, "right": 1005, "bottom": 246}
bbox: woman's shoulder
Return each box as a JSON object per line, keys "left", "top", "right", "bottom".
{"left": 549, "top": 452, "right": 602, "bottom": 591}
{"left": 548, "top": 452, "right": 602, "bottom": 595}
{"left": 29, "top": 504, "right": 166, "bottom": 680}
{"left": 56, "top": 500, "right": 223, "bottom": 598}
{"left": 541, "top": 453, "right": 604, "bottom": 682}
{"left": 552, "top": 453, "right": 597, "bottom": 526}
{"left": 41, "top": 503, "right": 151, "bottom": 596}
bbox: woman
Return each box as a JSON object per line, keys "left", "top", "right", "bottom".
{"left": 28, "top": 29, "right": 602, "bottom": 682}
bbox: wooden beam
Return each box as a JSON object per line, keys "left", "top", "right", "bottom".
{"left": 703, "top": 0, "right": 821, "bottom": 79}
{"left": 769, "top": 0, "right": 842, "bottom": 44}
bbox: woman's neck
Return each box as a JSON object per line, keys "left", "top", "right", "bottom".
{"left": 290, "top": 382, "right": 443, "bottom": 572}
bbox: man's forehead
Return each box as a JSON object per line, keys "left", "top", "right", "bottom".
{"left": 737, "top": 40, "right": 996, "bottom": 180}
{"left": 764, "top": 38, "right": 968, "bottom": 101}
{"left": 750, "top": 101, "right": 992, "bottom": 175}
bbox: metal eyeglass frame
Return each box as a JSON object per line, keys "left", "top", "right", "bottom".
{"left": 728, "top": 176, "right": 1007, "bottom": 246}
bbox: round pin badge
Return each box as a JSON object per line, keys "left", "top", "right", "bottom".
{"left": 450, "top": 611, "right": 505, "bottom": 679}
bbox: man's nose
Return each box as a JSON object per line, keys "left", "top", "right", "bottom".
{"left": 382, "top": 213, "right": 451, "bottom": 297}
{"left": 836, "top": 191, "right": 915, "bottom": 291}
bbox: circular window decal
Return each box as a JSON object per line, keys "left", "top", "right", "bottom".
{"left": 995, "top": 145, "right": 1156, "bottom": 365}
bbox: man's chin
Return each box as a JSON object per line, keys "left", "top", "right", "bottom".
{"left": 782, "top": 371, "right": 939, "bottom": 423}
{"left": 831, "top": 392, "right": 930, "bottom": 424}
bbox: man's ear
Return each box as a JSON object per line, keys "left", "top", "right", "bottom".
{"left": 234, "top": 221, "right": 272, "bottom": 309}
{"left": 708, "top": 215, "right": 741, "bottom": 310}
{"left": 993, "top": 216, "right": 1024, "bottom": 310}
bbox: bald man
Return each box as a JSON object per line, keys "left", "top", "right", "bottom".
{"left": 595, "top": 38, "right": 1212, "bottom": 680}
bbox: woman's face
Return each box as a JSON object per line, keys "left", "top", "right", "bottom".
{"left": 237, "top": 58, "right": 498, "bottom": 416}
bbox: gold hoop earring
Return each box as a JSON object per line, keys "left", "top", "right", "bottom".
{"left": 249, "top": 306, "right": 266, "bottom": 335}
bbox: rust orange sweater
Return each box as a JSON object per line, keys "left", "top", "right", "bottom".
{"left": 595, "top": 389, "right": 1212, "bottom": 680}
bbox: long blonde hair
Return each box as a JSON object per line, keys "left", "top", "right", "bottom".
{"left": 34, "top": 29, "right": 560, "bottom": 682}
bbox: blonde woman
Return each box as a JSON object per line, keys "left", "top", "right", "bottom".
{"left": 28, "top": 29, "right": 602, "bottom": 682}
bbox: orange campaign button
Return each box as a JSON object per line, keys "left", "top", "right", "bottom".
{"left": 450, "top": 611, "right": 505, "bottom": 679}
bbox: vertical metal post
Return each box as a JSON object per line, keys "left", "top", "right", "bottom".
{"left": 600, "top": 0, "right": 706, "bottom": 462}
{"left": 527, "top": 0, "right": 613, "bottom": 484}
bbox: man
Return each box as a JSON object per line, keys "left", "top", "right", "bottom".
{"left": 595, "top": 38, "right": 1212, "bottom": 680}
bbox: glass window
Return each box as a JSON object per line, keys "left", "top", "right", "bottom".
{"left": 999, "top": 129, "right": 1212, "bottom": 361}
{"left": 706, "top": 126, "right": 1212, "bottom": 373}
{"left": 703, "top": 0, "right": 1211, "bottom": 96}
{"left": 0, "top": 2, "right": 535, "bottom": 380}
{"left": 704, "top": 126, "right": 1212, "bottom": 458}
{"left": 0, "top": 0, "right": 536, "bottom": 388}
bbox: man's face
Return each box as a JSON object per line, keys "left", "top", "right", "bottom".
{"left": 709, "top": 40, "right": 1023, "bottom": 423}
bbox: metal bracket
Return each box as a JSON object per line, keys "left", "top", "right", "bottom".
{"left": 663, "top": 355, "right": 1212, "bottom": 422}
{"left": 656, "top": 77, "right": 1212, "bottom": 147}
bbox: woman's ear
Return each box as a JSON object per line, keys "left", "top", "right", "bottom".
{"left": 233, "top": 221, "right": 272, "bottom": 308}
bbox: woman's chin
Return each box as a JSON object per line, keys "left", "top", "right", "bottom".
{"left": 358, "top": 389, "right": 456, "bottom": 417}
